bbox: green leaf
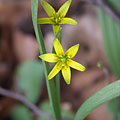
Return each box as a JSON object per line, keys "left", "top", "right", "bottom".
{"left": 108, "top": 99, "right": 120, "bottom": 120}
{"left": 97, "top": 0, "right": 120, "bottom": 79}
{"left": 74, "top": 80, "right": 120, "bottom": 120}
{"left": 11, "top": 105, "right": 33, "bottom": 120}
{"left": 108, "top": 99, "right": 120, "bottom": 114}
{"left": 17, "top": 60, "right": 44, "bottom": 103}
{"left": 97, "top": 1, "right": 120, "bottom": 118}
{"left": 38, "top": 101, "right": 74, "bottom": 120}
{"left": 112, "top": 113, "right": 120, "bottom": 120}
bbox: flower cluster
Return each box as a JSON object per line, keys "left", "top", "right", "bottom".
{"left": 37, "top": 0, "right": 77, "bottom": 34}
{"left": 38, "top": 0, "right": 86, "bottom": 84}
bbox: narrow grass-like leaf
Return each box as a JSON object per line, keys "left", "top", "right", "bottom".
{"left": 97, "top": 1, "right": 120, "bottom": 119}
{"left": 108, "top": 99, "right": 120, "bottom": 114}
{"left": 74, "top": 80, "right": 120, "bottom": 120}
{"left": 31, "top": 0, "right": 61, "bottom": 120}
{"left": 97, "top": 0, "right": 120, "bottom": 78}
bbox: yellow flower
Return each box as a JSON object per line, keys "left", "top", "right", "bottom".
{"left": 37, "top": 0, "right": 77, "bottom": 34}
{"left": 39, "top": 38, "right": 86, "bottom": 85}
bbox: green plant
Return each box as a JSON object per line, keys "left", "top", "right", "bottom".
{"left": 11, "top": 0, "right": 120, "bottom": 120}
{"left": 98, "top": 0, "right": 120, "bottom": 119}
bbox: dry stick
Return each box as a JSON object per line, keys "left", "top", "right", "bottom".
{"left": 83, "top": 0, "right": 120, "bottom": 24}
{"left": 0, "top": 87, "right": 52, "bottom": 119}
{"left": 0, "top": 87, "right": 70, "bottom": 120}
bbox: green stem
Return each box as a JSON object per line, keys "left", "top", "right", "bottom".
{"left": 31, "top": 0, "right": 61, "bottom": 120}
{"left": 55, "top": 28, "right": 62, "bottom": 118}
{"left": 52, "top": 28, "right": 62, "bottom": 120}
{"left": 55, "top": 73, "right": 60, "bottom": 105}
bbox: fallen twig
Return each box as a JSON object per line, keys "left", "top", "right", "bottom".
{"left": 0, "top": 87, "right": 52, "bottom": 118}
{"left": 0, "top": 87, "right": 70, "bottom": 120}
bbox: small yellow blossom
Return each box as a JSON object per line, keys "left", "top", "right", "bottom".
{"left": 37, "top": 0, "right": 77, "bottom": 34}
{"left": 39, "top": 38, "right": 85, "bottom": 85}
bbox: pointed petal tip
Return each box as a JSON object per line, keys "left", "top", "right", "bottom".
{"left": 77, "top": 64, "right": 86, "bottom": 72}
{"left": 39, "top": 54, "right": 45, "bottom": 59}
{"left": 77, "top": 44, "right": 80, "bottom": 50}
{"left": 39, "top": 55, "right": 42, "bottom": 59}
{"left": 76, "top": 43, "right": 79, "bottom": 47}
{"left": 53, "top": 38, "right": 59, "bottom": 42}
{"left": 72, "top": 20, "right": 77, "bottom": 25}
{"left": 68, "top": 59, "right": 86, "bottom": 72}
{"left": 74, "top": 21, "right": 78, "bottom": 25}
{"left": 60, "top": 18, "right": 77, "bottom": 25}
{"left": 48, "top": 74, "right": 53, "bottom": 80}
{"left": 64, "top": 78, "right": 71, "bottom": 85}
{"left": 48, "top": 76, "right": 51, "bottom": 80}
{"left": 66, "top": 81, "right": 70, "bottom": 85}
{"left": 39, "top": 55, "right": 45, "bottom": 61}
{"left": 81, "top": 66, "right": 86, "bottom": 71}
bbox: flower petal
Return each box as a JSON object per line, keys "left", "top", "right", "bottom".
{"left": 48, "top": 62, "right": 62, "bottom": 80}
{"left": 65, "top": 44, "right": 79, "bottom": 58}
{"left": 53, "top": 24, "right": 60, "bottom": 35}
{"left": 57, "top": 0, "right": 71, "bottom": 17}
{"left": 41, "top": 0, "right": 55, "bottom": 17}
{"left": 39, "top": 54, "right": 58, "bottom": 62}
{"left": 68, "top": 59, "right": 86, "bottom": 71}
{"left": 60, "top": 18, "right": 77, "bottom": 25}
{"left": 62, "top": 65, "right": 71, "bottom": 85}
{"left": 37, "top": 18, "right": 54, "bottom": 24}
{"left": 53, "top": 38, "right": 64, "bottom": 56}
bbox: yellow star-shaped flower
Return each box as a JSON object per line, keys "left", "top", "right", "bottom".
{"left": 37, "top": 0, "right": 77, "bottom": 34}
{"left": 39, "top": 38, "right": 86, "bottom": 85}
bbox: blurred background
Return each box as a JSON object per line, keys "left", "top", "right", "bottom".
{"left": 0, "top": 0, "right": 117, "bottom": 120}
